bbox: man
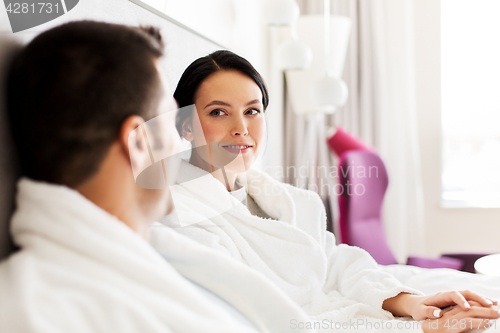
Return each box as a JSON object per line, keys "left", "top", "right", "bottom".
{"left": 0, "top": 21, "right": 311, "bottom": 333}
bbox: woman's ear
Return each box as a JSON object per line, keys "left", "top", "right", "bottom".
{"left": 181, "top": 116, "right": 194, "bottom": 142}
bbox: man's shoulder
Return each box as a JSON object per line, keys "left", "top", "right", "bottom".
{"left": 0, "top": 250, "right": 155, "bottom": 333}
{"left": 0, "top": 248, "right": 36, "bottom": 281}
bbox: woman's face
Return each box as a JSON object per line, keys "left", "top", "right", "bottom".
{"left": 186, "top": 70, "right": 266, "bottom": 174}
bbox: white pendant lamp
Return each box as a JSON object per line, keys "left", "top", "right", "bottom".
{"left": 313, "top": 75, "right": 348, "bottom": 106}
{"left": 265, "top": 0, "right": 300, "bottom": 26}
{"left": 313, "top": 0, "right": 348, "bottom": 110}
{"left": 267, "top": 0, "right": 313, "bottom": 70}
{"left": 275, "top": 36, "right": 313, "bottom": 70}
{"left": 284, "top": 15, "right": 350, "bottom": 115}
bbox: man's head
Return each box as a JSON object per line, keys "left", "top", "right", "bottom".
{"left": 6, "top": 21, "right": 180, "bottom": 231}
{"left": 7, "top": 20, "right": 166, "bottom": 187}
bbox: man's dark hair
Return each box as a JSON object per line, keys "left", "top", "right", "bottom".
{"left": 6, "top": 21, "right": 165, "bottom": 187}
{"left": 174, "top": 50, "right": 269, "bottom": 136}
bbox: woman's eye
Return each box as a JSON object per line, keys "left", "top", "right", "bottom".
{"left": 246, "top": 108, "right": 261, "bottom": 115}
{"left": 210, "top": 109, "right": 225, "bottom": 116}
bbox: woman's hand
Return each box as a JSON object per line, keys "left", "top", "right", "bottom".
{"left": 410, "top": 291, "right": 497, "bottom": 321}
{"left": 422, "top": 301, "right": 500, "bottom": 333}
{"left": 382, "top": 291, "right": 497, "bottom": 320}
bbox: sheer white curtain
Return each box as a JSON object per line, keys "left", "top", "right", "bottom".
{"left": 288, "top": 0, "right": 425, "bottom": 261}
{"left": 377, "top": 0, "right": 426, "bottom": 262}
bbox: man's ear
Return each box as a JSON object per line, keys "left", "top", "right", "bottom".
{"left": 181, "top": 117, "right": 194, "bottom": 142}
{"left": 119, "top": 115, "right": 151, "bottom": 178}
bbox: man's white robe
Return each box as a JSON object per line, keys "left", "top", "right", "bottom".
{"left": 0, "top": 178, "right": 313, "bottom": 333}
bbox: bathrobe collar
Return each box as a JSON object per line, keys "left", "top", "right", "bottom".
{"left": 174, "top": 160, "right": 296, "bottom": 225}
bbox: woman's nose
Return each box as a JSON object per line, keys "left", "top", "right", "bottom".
{"left": 231, "top": 117, "right": 248, "bottom": 136}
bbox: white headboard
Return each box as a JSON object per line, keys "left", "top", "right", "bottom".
{"left": 0, "top": 0, "right": 223, "bottom": 260}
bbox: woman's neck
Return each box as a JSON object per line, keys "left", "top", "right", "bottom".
{"left": 189, "top": 152, "right": 237, "bottom": 192}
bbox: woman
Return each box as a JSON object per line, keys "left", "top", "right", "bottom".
{"left": 153, "top": 50, "right": 498, "bottom": 331}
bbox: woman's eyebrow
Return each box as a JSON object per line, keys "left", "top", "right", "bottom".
{"left": 204, "top": 99, "right": 262, "bottom": 109}
{"left": 204, "top": 100, "right": 231, "bottom": 109}
{"left": 246, "top": 99, "right": 261, "bottom": 106}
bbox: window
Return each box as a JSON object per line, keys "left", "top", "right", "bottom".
{"left": 441, "top": 0, "right": 500, "bottom": 207}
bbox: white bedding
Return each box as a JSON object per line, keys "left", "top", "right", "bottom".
{"left": 382, "top": 264, "right": 500, "bottom": 300}
{"left": 385, "top": 265, "right": 500, "bottom": 333}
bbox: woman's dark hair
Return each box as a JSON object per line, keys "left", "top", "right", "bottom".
{"left": 173, "top": 50, "right": 269, "bottom": 135}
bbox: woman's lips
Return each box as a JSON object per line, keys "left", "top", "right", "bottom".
{"left": 221, "top": 144, "right": 253, "bottom": 154}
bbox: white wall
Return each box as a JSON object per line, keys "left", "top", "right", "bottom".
{"left": 0, "top": 0, "right": 222, "bottom": 88}
{"left": 413, "top": 0, "right": 500, "bottom": 256}
{"left": 140, "top": 0, "right": 266, "bottom": 74}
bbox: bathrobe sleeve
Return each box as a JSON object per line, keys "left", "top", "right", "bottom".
{"left": 322, "top": 234, "right": 423, "bottom": 310}
{"left": 287, "top": 184, "right": 423, "bottom": 311}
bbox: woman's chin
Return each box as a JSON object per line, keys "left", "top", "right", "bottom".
{"left": 221, "top": 158, "right": 254, "bottom": 174}
{"left": 191, "top": 150, "right": 256, "bottom": 174}
{"left": 222, "top": 166, "right": 250, "bottom": 174}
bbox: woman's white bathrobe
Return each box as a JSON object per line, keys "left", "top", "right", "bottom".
{"left": 0, "top": 178, "right": 315, "bottom": 333}
{"left": 153, "top": 160, "right": 422, "bottom": 323}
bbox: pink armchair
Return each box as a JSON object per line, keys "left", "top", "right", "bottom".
{"left": 327, "top": 127, "right": 464, "bottom": 270}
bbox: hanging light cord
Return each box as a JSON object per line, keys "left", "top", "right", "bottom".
{"left": 324, "top": 0, "right": 331, "bottom": 77}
